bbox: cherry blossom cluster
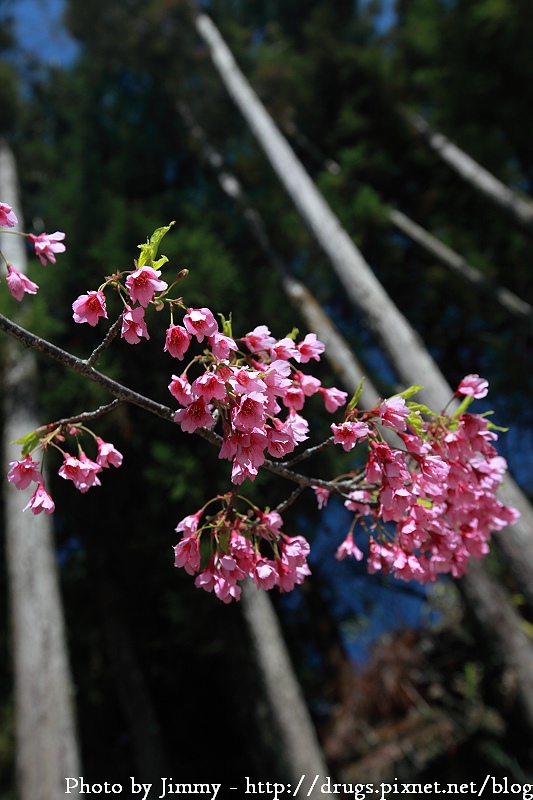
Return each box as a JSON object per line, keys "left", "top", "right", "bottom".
{"left": 0, "top": 201, "right": 65, "bottom": 300}
{"left": 1, "top": 210, "right": 520, "bottom": 601}
{"left": 173, "top": 495, "right": 310, "bottom": 603}
{"left": 168, "top": 314, "right": 350, "bottom": 484}
{"left": 7, "top": 426, "right": 122, "bottom": 515}
{"left": 323, "top": 374, "right": 519, "bottom": 584}
{"left": 70, "top": 222, "right": 180, "bottom": 344}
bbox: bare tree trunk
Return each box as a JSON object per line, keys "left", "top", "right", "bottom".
{"left": 0, "top": 140, "right": 81, "bottom": 799}
{"left": 241, "top": 581, "right": 330, "bottom": 796}
{"left": 190, "top": 11, "right": 533, "bottom": 610}
{"left": 179, "top": 106, "right": 533, "bottom": 732}
{"left": 389, "top": 209, "right": 533, "bottom": 322}
{"left": 408, "top": 112, "right": 533, "bottom": 234}
{"left": 282, "top": 121, "right": 533, "bottom": 323}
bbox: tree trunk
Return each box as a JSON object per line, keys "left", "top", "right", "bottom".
{"left": 241, "top": 581, "right": 330, "bottom": 796}
{"left": 408, "top": 112, "right": 533, "bottom": 235}
{"left": 1, "top": 140, "right": 81, "bottom": 799}
{"left": 190, "top": 12, "right": 533, "bottom": 611}
{"left": 389, "top": 209, "right": 533, "bottom": 322}
{"left": 282, "top": 120, "right": 532, "bottom": 322}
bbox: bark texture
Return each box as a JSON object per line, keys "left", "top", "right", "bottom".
{"left": 1, "top": 140, "right": 81, "bottom": 800}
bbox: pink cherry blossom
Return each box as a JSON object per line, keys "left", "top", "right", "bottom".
{"left": 297, "top": 333, "right": 325, "bottom": 363}
{"left": 231, "top": 392, "right": 268, "bottom": 432}
{"left": 7, "top": 454, "right": 42, "bottom": 490}
{"left": 456, "top": 374, "right": 489, "bottom": 399}
{"left": 23, "top": 484, "right": 55, "bottom": 515}
{"left": 242, "top": 325, "right": 276, "bottom": 353}
{"left": 72, "top": 290, "right": 107, "bottom": 326}
{"left": 192, "top": 370, "right": 227, "bottom": 402}
{"left": 173, "top": 534, "right": 201, "bottom": 575}
{"left": 282, "top": 384, "right": 306, "bottom": 411}
{"left": 313, "top": 486, "right": 330, "bottom": 509}
{"left": 265, "top": 421, "right": 296, "bottom": 458}
{"left": 164, "top": 324, "right": 191, "bottom": 359}
{"left": 125, "top": 266, "right": 168, "bottom": 307}
{"left": 208, "top": 332, "right": 237, "bottom": 360}
{"left": 378, "top": 395, "right": 410, "bottom": 432}
{"left": 335, "top": 532, "right": 363, "bottom": 561}
{"left": 168, "top": 374, "right": 194, "bottom": 406}
{"left": 0, "top": 202, "right": 17, "bottom": 228}
{"left": 121, "top": 305, "right": 150, "bottom": 344}
{"left": 270, "top": 337, "right": 300, "bottom": 361}
{"left": 331, "top": 420, "right": 370, "bottom": 451}
{"left": 295, "top": 372, "right": 321, "bottom": 397}
{"left": 58, "top": 453, "right": 102, "bottom": 493}
{"left": 252, "top": 559, "right": 279, "bottom": 590}
{"left": 27, "top": 231, "right": 66, "bottom": 265}
{"left": 5, "top": 265, "right": 39, "bottom": 301}
{"left": 175, "top": 510, "right": 203, "bottom": 536}
{"left": 174, "top": 397, "right": 215, "bottom": 433}
{"left": 183, "top": 307, "right": 218, "bottom": 342}
{"left": 285, "top": 411, "right": 309, "bottom": 444}
{"left": 319, "top": 386, "right": 348, "bottom": 413}
{"left": 95, "top": 437, "right": 123, "bottom": 468}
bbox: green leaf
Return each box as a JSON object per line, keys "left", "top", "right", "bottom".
{"left": 218, "top": 528, "right": 231, "bottom": 554}
{"left": 452, "top": 395, "right": 474, "bottom": 417}
{"left": 417, "top": 497, "right": 433, "bottom": 509}
{"left": 149, "top": 221, "right": 175, "bottom": 258}
{"left": 486, "top": 421, "right": 509, "bottom": 432}
{"left": 13, "top": 430, "right": 41, "bottom": 457}
{"left": 152, "top": 255, "right": 169, "bottom": 270}
{"left": 407, "top": 400, "right": 437, "bottom": 417}
{"left": 406, "top": 410, "right": 424, "bottom": 436}
{"left": 285, "top": 327, "right": 299, "bottom": 341}
{"left": 217, "top": 312, "right": 233, "bottom": 338}
{"left": 348, "top": 377, "right": 365, "bottom": 411}
{"left": 395, "top": 384, "right": 423, "bottom": 400}
{"left": 137, "top": 221, "right": 175, "bottom": 268}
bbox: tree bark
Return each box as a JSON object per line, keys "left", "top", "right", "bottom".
{"left": 1, "top": 140, "right": 81, "bottom": 800}
{"left": 408, "top": 112, "right": 533, "bottom": 235}
{"left": 389, "top": 209, "right": 533, "bottom": 322}
{"left": 241, "top": 581, "right": 330, "bottom": 796}
{"left": 281, "top": 121, "right": 533, "bottom": 323}
{"left": 191, "top": 11, "right": 533, "bottom": 611}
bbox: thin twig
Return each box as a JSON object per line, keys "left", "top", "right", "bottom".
{"left": 87, "top": 315, "right": 123, "bottom": 366}
{"left": 40, "top": 400, "right": 122, "bottom": 430}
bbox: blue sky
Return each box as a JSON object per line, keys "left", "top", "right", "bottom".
{"left": 11, "top": 0, "right": 78, "bottom": 66}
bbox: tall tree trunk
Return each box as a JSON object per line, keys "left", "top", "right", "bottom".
{"left": 389, "top": 209, "right": 533, "bottom": 322}
{"left": 190, "top": 11, "right": 533, "bottom": 611}
{"left": 408, "top": 112, "right": 533, "bottom": 235}
{"left": 282, "top": 121, "right": 533, "bottom": 322}
{"left": 0, "top": 140, "right": 81, "bottom": 799}
{"left": 241, "top": 581, "right": 330, "bottom": 796}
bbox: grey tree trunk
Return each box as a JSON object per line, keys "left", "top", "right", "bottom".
{"left": 389, "top": 209, "right": 533, "bottom": 322}
{"left": 191, "top": 12, "right": 533, "bottom": 611}
{"left": 280, "top": 122, "right": 532, "bottom": 322}
{"left": 241, "top": 582, "right": 330, "bottom": 796}
{"left": 0, "top": 140, "right": 81, "bottom": 799}
{"left": 408, "top": 112, "right": 533, "bottom": 235}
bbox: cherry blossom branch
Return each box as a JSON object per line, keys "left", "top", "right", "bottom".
{"left": 0, "top": 311, "right": 176, "bottom": 425}
{"left": 39, "top": 400, "right": 122, "bottom": 430}
{"left": 86, "top": 315, "right": 123, "bottom": 367}
{"left": 0, "top": 311, "right": 353, "bottom": 500}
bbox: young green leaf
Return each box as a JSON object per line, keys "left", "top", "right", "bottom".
{"left": 347, "top": 377, "right": 366, "bottom": 411}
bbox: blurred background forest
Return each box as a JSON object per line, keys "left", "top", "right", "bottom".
{"left": 1, "top": 0, "right": 533, "bottom": 796}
